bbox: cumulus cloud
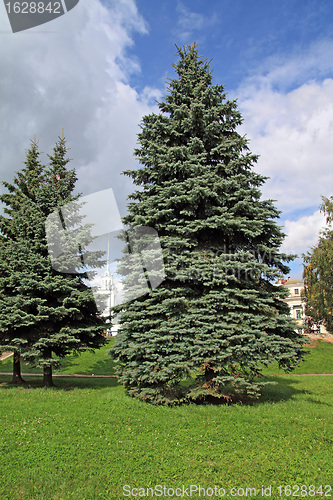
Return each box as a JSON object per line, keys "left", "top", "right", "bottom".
{"left": 0, "top": 0, "right": 160, "bottom": 215}
{"left": 236, "top": 41, "right": 333, "bottom": 216}
{"left": 281, "top": 210, "right": 326, "bottom": 255}
{"left": 233, "top": 40, "right": 333, "bottom": 273}
{"left": 239, "top": 78, "right": 333, "bottom": 213}
{"left": 174, "top": 3, "right": 219, "bottom": 43}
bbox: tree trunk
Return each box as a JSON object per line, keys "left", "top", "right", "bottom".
{"left": 203, "top": 362, "right": 215, "bottom": 384}
{"left": 42, "top": 348, "right": 54, "bottom": 387}
{"left": 12, "top": 351, "right": 25, "bottom": 384}
{"left": 43, "top": 365, "right": 54, "bottom": 387}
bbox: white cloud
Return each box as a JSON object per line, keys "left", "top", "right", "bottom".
{"left": 236, "top": 41, "right": 333, "bottom": 216}
{"left": 239, "top": 78, "right": 333, "bottom": 213}
{"left": 0, "top": 0, "right": 160, "bottom": 215}
{"left": 174, "top": 3, "right": 218, "bottom": 43}
{"left": 245, "top": 40, "right": 333, "bottom": 92}
{"left": 233, "top": 40, "right": 333, "bottom": 274}
{"left": 281, "top": 210, "right": 326, "bottom": 255}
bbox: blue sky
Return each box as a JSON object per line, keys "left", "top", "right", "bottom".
{"left": 1, "top": 0, "right": 333, "bottom": 279}
{"left": 131, "top": 0, "right": 333, "bottom": 93}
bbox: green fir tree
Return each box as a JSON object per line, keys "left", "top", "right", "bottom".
{"left": 111, "top": 44, "right": 307, "bottom": 404}
{"left": 0, "top": 139, "right": 46, "bottom": 383}
{"left": 0, "top": 137, "right": 106, "bottom": 386}
{"left": 303, "top": 196, "right": 333, "bottom": 334}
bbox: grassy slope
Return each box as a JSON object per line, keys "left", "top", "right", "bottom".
{"left": 0, "top": 340, "right": 332, "bottom": 499}
{"left": 1, "top": 338, "right": 332, "bottom": 376}
{"left": 262, "top": 339, "right": 333, "bottom": 375}
{"left": 0, "top": 338, "right": 117, "bottom": 375}
{"left": 0, "top": 375, "right": 332, "bottom": 499}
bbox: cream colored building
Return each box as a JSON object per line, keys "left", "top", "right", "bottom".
{"left": 275, "top": 278, "right": 328, "bottom": 334}
{"left": 275, "top": 278, "right": 305, "bottom": 333}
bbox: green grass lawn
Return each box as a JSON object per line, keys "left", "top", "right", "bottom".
{"left": 261, "top": 339, "right": 333, "bottom": 375}
{"left": 0, "top": 339, "right": 332, "bottom": 499}
{"left": 0, "top": 338, "right": 118, "bottom": 376}
{"left": 1, "top": 337, "right": 332, "bottom": 376}
{"left": 0, "top": 373, "right": 332, "bottom": 499}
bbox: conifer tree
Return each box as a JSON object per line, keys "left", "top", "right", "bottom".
{"left": 0, "top": 140, "right": 46, "bottom": 382}
{"left": 303, "top": 196, "right": 333, "bottom": 334}
{"left": 111, "top": 44, "right": 307, "bottom": 404}
{"left": 0, "top": 137, "right": 106, "bottom": 386}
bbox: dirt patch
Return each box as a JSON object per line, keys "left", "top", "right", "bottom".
{"left": 305, "top": 333, "right": 333, "bottom": 345}
{"left": 0, "top": 352, "right": 13, "bottom": 362}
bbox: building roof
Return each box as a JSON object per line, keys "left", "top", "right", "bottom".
{"left": 275, "top": 278, "right": 304, "bottom": 286}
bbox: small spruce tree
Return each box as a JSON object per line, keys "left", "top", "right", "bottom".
{"left": 0, "top": 140, "right": 46, "bottom": 383}
{"left": 0, "top": 137, "right": 106, "bottom": 386}
{"left": 111, "top": 44, "right": 307, "bottom": 404}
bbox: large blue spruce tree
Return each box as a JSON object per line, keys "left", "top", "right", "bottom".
{"left": 111, "top": 44, "right": 306, "bottom": 404}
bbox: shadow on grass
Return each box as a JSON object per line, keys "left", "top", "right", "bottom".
{"left": 79, "top": 356, "right": 118, "bottom": 376}
{"left": 0, "top": 341, "right": 117, "bottom": 376}
{"left": 52, "top": 352, "right": 118, "bottom": 376}
{"left": 1, "top": 374, "right": 330, "bottom": 407}
{"left": 0, "top": 374, "right": 120, "bottom": 390}
{"left": 257, "top": 375, "right": 332, "bottom": 407}
{"left": 258, "top": 376, "right": 307, "bottom": 403}
{"left": 191, "top": 375, "right": 330, "bottom": 407}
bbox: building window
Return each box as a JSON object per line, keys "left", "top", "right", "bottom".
{"left": 296, "top": 309, "right": 302, "bottom": 320}
{"left": 294, "top": 288, "right": 299, "bottom": 295}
